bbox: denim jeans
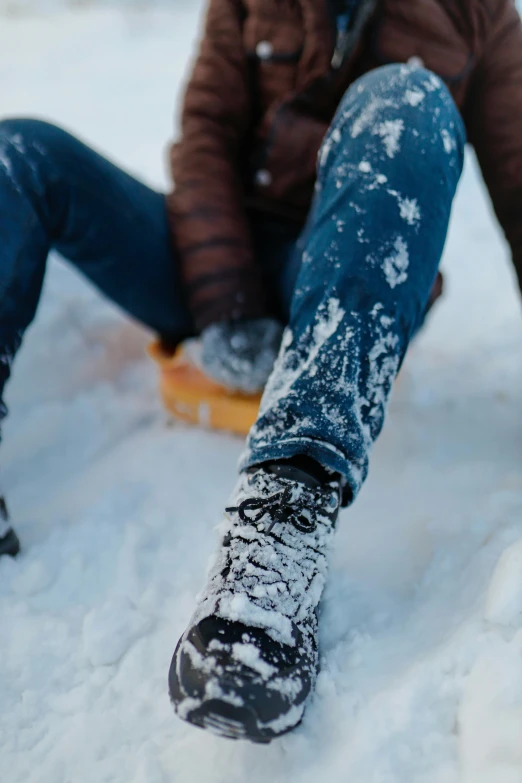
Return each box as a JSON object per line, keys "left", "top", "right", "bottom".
{"left": 0, "top": 64, "right": 465, "bottom": 503}
{"left": 240, "top": 64, "right": 465, "bottom": 502}
{"left": 0, "top": 120, "right": 301, "bottom": 416}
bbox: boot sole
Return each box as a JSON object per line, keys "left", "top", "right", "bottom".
{"left": 0, "top": 529, "right": 20, "bottom": 557}
{"left": 185, "top": 699, "right": 272, "bottom": 743}
{"left": 176, "top": 696, "right": 303, "bottom": 744}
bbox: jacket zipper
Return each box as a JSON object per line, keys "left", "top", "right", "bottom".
{"left": 329, "top": 0, "right": 379, "bottom": 70}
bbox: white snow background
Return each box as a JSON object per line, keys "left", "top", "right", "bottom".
{"left": 2, "top": 2, "right": 522, "bottom": 782}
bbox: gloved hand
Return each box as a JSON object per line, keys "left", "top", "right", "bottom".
{"left": 200, "top": 317, "right": 283, "bottom": 394}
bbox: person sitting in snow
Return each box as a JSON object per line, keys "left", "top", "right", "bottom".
{"left": 1, "top": 0, "right": 522, "bottom": 743}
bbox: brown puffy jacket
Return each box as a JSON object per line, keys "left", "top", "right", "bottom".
{"left": 167, "top": 0, "right": 522, "bottom": 331}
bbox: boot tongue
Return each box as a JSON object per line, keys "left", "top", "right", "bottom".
{"left": 263, "top": 455, "right": 339, "bottom": 490}
{"left": 264, "top": 461, "right": 323, "bottom": 491}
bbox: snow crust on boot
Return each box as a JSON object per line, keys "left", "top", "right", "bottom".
{"left": 169, "top": 464, "right": 341, "bottom": 743}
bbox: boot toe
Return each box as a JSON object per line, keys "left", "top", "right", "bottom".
{"left": 169, "top": 616, "right": 312, "bottom": 742}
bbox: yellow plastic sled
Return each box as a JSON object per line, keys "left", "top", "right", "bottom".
{"left": 148, "top": 341, "right": 262, "bottom": 437}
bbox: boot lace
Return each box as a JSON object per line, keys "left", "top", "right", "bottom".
{"left": 226, "top": 484, "right": 318, "bottom": 534}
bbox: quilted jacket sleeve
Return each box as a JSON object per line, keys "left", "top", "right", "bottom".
{"left": 467, "top": 0, "right": 522, "bottom": 291}
{"left": 167, "top": 0, "right": 266, "bottom": 332}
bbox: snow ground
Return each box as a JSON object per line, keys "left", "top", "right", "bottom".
{"left": 1, "top": 4, "right": 522, "bottom": 782}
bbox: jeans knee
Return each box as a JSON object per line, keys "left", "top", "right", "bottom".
{"left": 0, "top": 119, "right": 62, "bottom": 193}
{"left": 319, "top": 63, "right": 465, "bottom": 176}
{"left": 0, "top": 117, "right": 49, "bottom": 145}
{"left": 339, "top": 63, "right": 464, "bottom": 135}
{"left": 0, "top": 119, "right": 38, "bottom": 170}
{"left": 377, "top": 64, "right": 461, "bottom": 122}
{"left": 0, "top": 118, "right": 63, "bottom": 167}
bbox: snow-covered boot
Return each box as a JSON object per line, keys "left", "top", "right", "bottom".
{"left": 0, "top": 496, "right": 20, "bottom": 557}
{"left": 168, "top": 460, "right": 342, "bottom": 743}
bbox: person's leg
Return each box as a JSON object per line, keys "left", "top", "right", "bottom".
{"left": 0, "top": 118, "right": 193, "bottom": 413}
{"left": 241, "top": 64, "right": 466, "bottom": 504}
{"left": 0, "top": 118, "right": 193, "bottom": 554}
{"left": 169, "top": 64, "right": 466, "bottom": 742}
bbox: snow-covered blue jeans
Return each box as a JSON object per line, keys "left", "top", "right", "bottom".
{"left": 240, "top": 64, "right": 466, "bottom": 502}
{"left": 0, "top": 64, "right": 464, "bottom": 505}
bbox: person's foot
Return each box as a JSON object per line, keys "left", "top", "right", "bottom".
{"left": 169, "top": 460, "right": 342, "bottom": 743}
{"left": 0, "top": 496, "right": 20, "bottom": 557}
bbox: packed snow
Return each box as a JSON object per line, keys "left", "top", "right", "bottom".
{"left": 1, "top": 2, "right": 522, "bottom": 782}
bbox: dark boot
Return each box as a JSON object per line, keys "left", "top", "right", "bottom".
{"left": 169, "top": 460, "right": 342, "bottom": 743}
{"left": 0, "top": 497, "right": 20, "bottom": 557}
